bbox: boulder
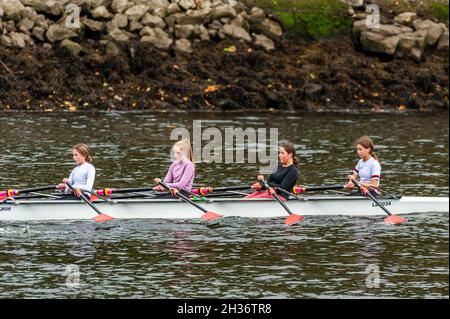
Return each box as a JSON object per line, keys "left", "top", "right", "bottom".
{"left": 9, "top": 31, "right": 26, "bottom": 48}
{"left": 396, "top": 31, "right": 427, "bottom": 62}
{"left": 60, "top": 39, "right": 82, "bottom": 56}
{"left": 177, "top": 0, "right": 197, "bottom": 11}
{"left": 253, "top": 33, "right": 274, "bottom": 51}
{"left": 107, "top": 28, "right": 130, "bottom": 43}
{"left": 394, "top": 12, "right": 417, "bottom": 26}
{"left": 175, "top": 38, "right": 192, "bottom": 53}
{"left": 0, "top": 0, "right": 25, "bottom": 19}
{"left": 82, "top": 17, "right": 105, "bottom": 32}
{"left": 125, "top": 5, "right": 149, "bottom": 20}
{"left": 223, "top": 24, "right": 251, "bottom": 42}
{"left": 360, "top": 31, "right": 400, "bottom": 55}
{"left": 141, "top": 27, "right": 173, "bottom": 50}
{"left": 174, "top": 24, "right": 197, "bottom": 38}
{"left": 209, "top": 5, "right": 236, "bottom": 21}
{"left": 413, "top": 19, "right": 447, "bottom": 46}
{"left": 141, "top": 13, "right": 166, "bottom": 29}
{"left": 46, "top": 24, "right": 78, "bottom": 42}
{"left": 259, "top": 18, "right": 283, "bottom": 40}
{"left": 248, "top": 7, "right": 265, "bottom": 24}
{"left": 91, "top": 6, "right": 112, "bottom": 19}
{"left": 32, "top": 26, "right": 46, "bottom": 41}
{"left": 111, "top": 0, "right": 129, "bottom": 14}
{"left": 17, "top": 18, "right": 34, "bottom": 32}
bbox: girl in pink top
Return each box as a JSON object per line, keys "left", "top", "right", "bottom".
{"left": 153, "top": 139, "right": 195, "bottom": 196}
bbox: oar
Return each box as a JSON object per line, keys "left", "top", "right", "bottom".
{"left": 351, "top": 179, "right": 406, "bottom": 225}
{"left": 65, "top": 182, "right": 114, "bottom": 222}
{"left": 158, "top": 182, "right": 223, "bottom": 221}
{"left": 293, "top": 184, "right": 344, "bottom": 194}
{"left": 192, "top": 185, "right": 252, "bottom": 196}
{"left": 260, "top": 180, "right": 304, "bottom": 226}
{"left": 0, "top": 185, "right": 56, "bottom": 200}
{"left": 94, "top": 187, "right": 157, "bottom": 196}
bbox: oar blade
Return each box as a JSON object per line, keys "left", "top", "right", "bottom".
{"left": 201, "top": 211, "right": 223, "bottom": 221}
{"left": 89, "top": 195, "right": 99, "bottom": 203}
{"left": 384, "top": 214, "right": 407, "bottom": 225}
{"left": 93, "top": 214, "right": 115, "bottom": 222}
{"left": 284, "top": 214, "right": 304, "bottom": 226}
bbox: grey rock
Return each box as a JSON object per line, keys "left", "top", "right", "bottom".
{"left": 360, "top": 31, "right": 399, "bottom": 55}
{"left": 32, "top": 26, "right": 46, "bottom": 41}
{"left": 175, "top": 38, "right": 192, "bottom": 53}
{"left": 253, "top": 33, "right": 274, "bottom": 51}
{"left": 91, "top": 6, "right": 112, "bottom": 19}
{"left": 394, "top": 12, "right": 417, "bottom": 26}
{"left": 105, "top": 40, "right": 122, "bottom": 55}
{"left": 249, "top": 7, "right": 265, "bottom": 24}
{"left": 223, "top": 24, "right": 251, "bottom": 42}
{"left": 82, "top": 17, "right": 105, "bottom": 32}
{"left": 111, "top": 0, "right": 129, "bottom": 14}
{"left": 0, "top": 0, "right": 25, "bottom": 19}
{"left": 177, "top": 0, "right": 197, "bottom": 11}
{"left": 60, "top": 39, "right": 82, "bottom": 56}
{"left": 125, "top": 5, "right": 149, "bottom": 20}
{"left": 260, "top": 18, "right": 283, "bottom": 40}
{"left": 141, "top": 13, "right": 166, "bottom": 28}
{"left": 107, "top": 28, "right": 130, "bottom": 43}
{"left": 174, "top": 24, "right": 197, "bottom": 38}
{"left": 396, "top": 31, "right": 427, "bottom": 61}
{"left": 9, "top": 31, "right": 26, "bottom": 48}
{"left": 141, "top": 27, "right": 173, "bottom": 49}
{"left": 209, "top": 5, "right": 236, "bottom": 21}
{"left": 167, "top": 3, "right": 182, "bottom": 15}
{"left": 17, "top": 18, "right": 34, "bottom": 32}
{"left": 129, "top": 20, "right": 143, "bottom": 31}
{"left": 46, "top": 24, "right": 78, "bottom": 42}
{"left": 413, "top": 19, "right": 447, "bottom": 46}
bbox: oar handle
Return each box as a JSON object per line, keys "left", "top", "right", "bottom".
{"left": 299, "top": 184, "right": 344, "bottom": 192}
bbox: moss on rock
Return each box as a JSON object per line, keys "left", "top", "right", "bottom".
{"left": 254, "top": 0, "right": 353, "bottom": 39}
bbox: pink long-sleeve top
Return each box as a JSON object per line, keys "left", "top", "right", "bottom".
{"left": 163, "top": 159, "right": 195, "bottom": 191}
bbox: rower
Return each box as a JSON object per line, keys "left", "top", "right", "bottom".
{"left": 56, "top": 144, "right": 96, "bottom": 200}
{"left": 153, "top": 139, "right": 195, "bottom": 198}
{"left": 246, "top": 142, "right": 299, "bottom": 200}
{"left": 344, "top": 136, "right": 381, "bottom": 197}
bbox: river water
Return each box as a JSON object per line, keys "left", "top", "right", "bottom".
{"left": 0, "top": 111, "right": 448, "bottom": 298}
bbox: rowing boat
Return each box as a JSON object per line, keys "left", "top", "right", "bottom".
{"left": 0, "top": 195, "right": 448, "bottom": 221}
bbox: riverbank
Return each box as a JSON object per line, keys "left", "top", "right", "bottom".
{"left": 0, "top": 0, "right": 448, "bottom": 111}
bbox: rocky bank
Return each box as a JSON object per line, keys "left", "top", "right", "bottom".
{"left": 0, "top": 0, "right": 448, "bottom": 111}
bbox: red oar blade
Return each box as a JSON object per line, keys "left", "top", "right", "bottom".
{"left": 284, "top": 214, "right": 304, "bottom": 226}
{"left": 201, "top": 211, "right": 223, "bottom": 221}
{"left": 0, "top": 196, "right": 7, "bottom": 201}
{"left": 93, "top": 214, "right": 115, "bottom": 222}
{"left": 384, "top": 215, "right": 407, "bottom": 225}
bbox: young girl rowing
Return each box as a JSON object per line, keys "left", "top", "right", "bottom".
{"left": 344, "top": 136, "right": 381, "bottom": 196}
{"left": 246, "top": 142, "right": 299, "bottom": 200}
{"left": 57, "top": 143, "right": 96, "bottom": 199}
{"left": 153, "top": 139, "right": 195, "bottom": 197}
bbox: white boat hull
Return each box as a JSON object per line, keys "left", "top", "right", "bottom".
{"left": 0, "top": 196, "right": 448, "bottom": 221}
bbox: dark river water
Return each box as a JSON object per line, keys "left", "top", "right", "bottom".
{"left": 0, "top": 111, "right": 448, "bottom": 298}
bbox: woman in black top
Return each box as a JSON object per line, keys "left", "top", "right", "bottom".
{"left": 247, "top": 143, "right": 299, "bottom": 199}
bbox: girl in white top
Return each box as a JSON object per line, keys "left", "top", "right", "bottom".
{"left": 345, "top": 136, "right": 381, "bottom": 195}
{"left": 57, "top": 144, "right": 96, "bottom": 198}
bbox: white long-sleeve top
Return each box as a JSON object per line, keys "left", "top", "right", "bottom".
{"left": 64, "top": 162, "right": 96, "bottom": 194}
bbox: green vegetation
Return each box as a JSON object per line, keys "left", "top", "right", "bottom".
{"left": 254, "top": 0, "right": 353, "bottom": 39}
{"left": 419, "top": 0, "right": 449, "bottom": 23}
